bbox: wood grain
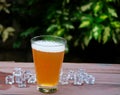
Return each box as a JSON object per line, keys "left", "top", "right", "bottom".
{"left": 0, "top": 62, "right": 120, "bottom": 95}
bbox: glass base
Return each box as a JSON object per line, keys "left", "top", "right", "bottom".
{"left": 37, "top": 86, "right": 57, "bottom": 94}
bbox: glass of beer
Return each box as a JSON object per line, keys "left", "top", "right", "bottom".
{"left": 31, "top": 35, "right": 66, "bottom": 94}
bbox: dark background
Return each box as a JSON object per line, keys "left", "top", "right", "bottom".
{"left": 0, "top": 39, "right": 120, "bottom": 63}
{"left": 0, "top": 0, "right": 120, "bottom": 63}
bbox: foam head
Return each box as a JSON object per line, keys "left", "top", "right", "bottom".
{"left": 32, "top": 40, "right": 65, "bottom": 52}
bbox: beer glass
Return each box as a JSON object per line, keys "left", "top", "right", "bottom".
{"left": 31, "top": 35, "right": 66, "bottom": 94}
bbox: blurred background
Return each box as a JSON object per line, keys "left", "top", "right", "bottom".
{"left": 0, "top": 0, "right": 120, "bottom": 63}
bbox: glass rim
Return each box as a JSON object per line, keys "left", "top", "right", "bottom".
{"left": 31, "top": 35, "right": 66, "bottom": 47}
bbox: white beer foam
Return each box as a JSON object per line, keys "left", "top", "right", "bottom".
{"left": 32, "top": 40, "right": 65, "bottom": 52}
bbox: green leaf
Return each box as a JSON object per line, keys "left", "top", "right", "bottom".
{"left": 107, "top": 7, "right": 118, "bottom": 17}
{"left": 63, "top": 10, "right": 69, "bottom": 16}
{"left": 96, "top": 14, "right": 108, "bottom": 23}
{"left": 47, "top": 24, "right": 58, "bottom": 32}
{"left": 66, "top": 0, "right": 70, "bottom": 3}
{"left": 56, "top": 10, "right": 62, "bottom": 14}
{"left": 20, "top": 27, "right": 39, "bottom": 37}
{"left": 83, "top": 33, "right": 92, "bottom": 46}
{"left": 106, "top": 0, "right": 114, "bottom": 2}
{"left": 115, "top": 28, "right": 120, "bottom": 33}
{"left": 2, "top": 30, "right": 9, "bottom": 42}
{"left": 111, "top": 21, "right": 120, "bottom": 28}
{"left": 81, "top": 15, "right": 93, "bottom": 21}
{"left": 0, "top": 0, "right": 11, "bottom": 14}
{"left": 2, "top": 27, "right": 15, "bottom": 42}
{"left": 112, "top": 32, "right": 117, "bottom": 44}
{"left": 81, "top": 2, "right": 93, "bottom": 12}
{"left": 81, "top": 43, "right": 85, "bottom": 50}
{"left": 74, "top": 39, "right": 79, "bottom": 47}
{"left": 65, "top": 35, "right": 72, "bottom": 41}
{"left": 4, "top": 27, "right": 15, "bottom": 33}
{"left": 99, "top": 14, "right": 108, "bottom": 21}
{"left": 63, "top": 16, "right": 69, "bottom": 20}
{"left": 0, "top": 24, "right": 4, "bottom": 34}
{"left": 3, "top": 7, "right": 10, "bottom": 14}
{"left": 103, "top": 26, "right": 111, "bottom": 44}
{"left": 92, "top": 25, "right": 102, "bottom": 40}
{"left": 63, "top": 23, "right": 74, "bottom": 29}
{"left": 93, "top": 1, "right": 103, "bottom": 13}
{"left": 0, "top": 5, "right": 3, "bottom": 11}
{"left": 56, "top": 29, "right": 64, "bottom": 36}
{"left": 79, "top": 20, "right": 91, "bottom": 28}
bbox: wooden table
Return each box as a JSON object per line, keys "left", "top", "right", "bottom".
{"left": 0, "top": 61, "right": 120, "bottom": 95}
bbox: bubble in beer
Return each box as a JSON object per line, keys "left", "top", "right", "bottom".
{"left": 32, "top": 40, "right": 65, "bottom": 52}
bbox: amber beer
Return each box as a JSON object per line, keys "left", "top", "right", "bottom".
{"left": 31, "top": 35, "right": 66, "bottom": 94}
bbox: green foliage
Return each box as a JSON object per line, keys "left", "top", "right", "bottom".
{"left": 0, "top": 0, "right": 15, "bottom": 42}
{"left": 0, "top": 0, "right": 11, "bottom": 13}
{"left": 1, "top": 0, "right": 120, "bottom": 52}
{"left": 0, "top": 24, "right": 15, "bottom": 42}
{"left": 46, "top": 0, "right": 120, "bottom": 49}
{"left": 10, "top": 0, "right": 43, "bottom": 48}
{"left": 20, "top": 27, "right": 39, "bottom": 37}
